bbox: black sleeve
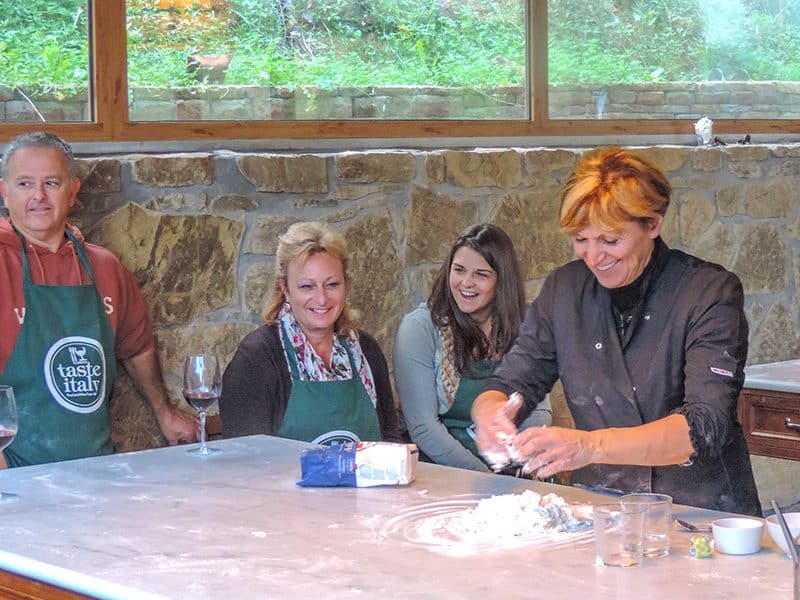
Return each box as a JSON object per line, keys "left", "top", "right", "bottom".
{"left": 220, "top": 325, "right": 290, "bottom": 438}
{"left": 671, "top": 268, "right": 748, "bottom": 461}
{"left": 359, "top": 330, "right": 402, "bottom": 442}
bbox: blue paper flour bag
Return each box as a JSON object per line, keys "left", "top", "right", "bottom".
{"left": 297, "top": 442, "right": 418, "bottom": 487}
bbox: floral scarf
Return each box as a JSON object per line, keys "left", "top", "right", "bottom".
{"left": 439, "top": 324, "right": 460, "bottom": 408}
{"left": 278, "top": 304, "right": 378, "bottom": 407}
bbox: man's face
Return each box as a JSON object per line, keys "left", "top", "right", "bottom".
{"left": 0, "top": 146, "right": 80, "bottom": 250}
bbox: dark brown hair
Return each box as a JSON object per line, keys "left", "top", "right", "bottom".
{"left": 428, "top": 223, "right": 526, "bottom": 372}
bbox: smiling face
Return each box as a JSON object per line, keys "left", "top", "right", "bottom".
{"left": 281, "top": 251, "right": 346, "bottom": 342}
{"left": 0, "top": 146, "right": 80, "bottom": 251}
{"left": 448, "top": 246, "right": 497, "bottom": 324}
{"left": 572, "top": 218, "right": 663, "bottom": 289}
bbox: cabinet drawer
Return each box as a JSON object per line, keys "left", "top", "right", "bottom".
{"left": 738, "top": 388, "right": 800, "bottom": 461}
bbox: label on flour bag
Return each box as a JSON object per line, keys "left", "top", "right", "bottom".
{"left": 297, "top": 442, "right": 419, "bottom": 487}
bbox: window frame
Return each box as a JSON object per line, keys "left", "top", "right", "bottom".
{"left": 0, "top": 0, "right": 798, "bottom": 143}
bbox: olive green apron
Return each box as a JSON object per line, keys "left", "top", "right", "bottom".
{"left": 440, "top": 358, "right": 497, "bottom": 460}
{"left": 0, "top": 227, "right": 116, "bottom": 467}
{"left": 277, "top": 324, "right": 381, "bottom": 445}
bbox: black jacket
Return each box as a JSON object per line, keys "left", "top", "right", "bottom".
{"left": 487, "top": 241, "right": 761, "bottom": 516}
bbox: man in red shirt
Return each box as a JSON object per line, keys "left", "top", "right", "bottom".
{"left": 0, "top": 132, "right": 198, "bottom": 467}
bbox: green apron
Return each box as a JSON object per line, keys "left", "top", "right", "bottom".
{"left": 0, "top": 227, "right": 116, "bottom": 467}
{"left": 277, "top": 324, "right": 381, "bottom": 445}
{"left": 440, "top": 358, "right": 497, "bottom": 460}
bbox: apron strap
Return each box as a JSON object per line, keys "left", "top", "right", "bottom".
{"left": 10, "top": 224, "right": 96, "bottom": 286}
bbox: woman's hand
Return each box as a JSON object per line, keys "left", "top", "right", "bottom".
{"left": 472, "top": 391, "right": 523, "bottom": 470}
{"left": 513, "top": 426, "right": 599, "bottom": 479}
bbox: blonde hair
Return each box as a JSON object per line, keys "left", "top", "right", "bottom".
{"left": 262, "top": 221, "right": 355, "bottom": 335}
{"left": 559, "top": 147, "right": 671, "bottom": 235}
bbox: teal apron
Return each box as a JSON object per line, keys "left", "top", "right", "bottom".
{"left": 0, "top": 227, "right": 116, "bottom": 467}
{"left": 277, "top": 324, "right": 381, "bottom": 445}
{"left": 440, "top": 359, "right": 497, "bottom": 460}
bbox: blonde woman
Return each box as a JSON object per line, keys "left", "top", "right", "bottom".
{"left": 220, "top": 222, "right": 400, "bottom": 445}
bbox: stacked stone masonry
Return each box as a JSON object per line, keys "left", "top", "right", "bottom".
{"left": 4, "top": 82, "right": 800, "bottom": 121}
{"left": 1, "top": 144, "right": 799, "bottom": 506}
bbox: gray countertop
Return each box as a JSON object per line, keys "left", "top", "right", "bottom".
{"left": 744, "top": 359, "right": 800, "bottom": 393}
{"left": 0, "top": 435, "right": 794, "bottom": 599}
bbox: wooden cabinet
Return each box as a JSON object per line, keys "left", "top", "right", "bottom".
{"left": 738, "top": 387, "right": 800, "bottom": 461}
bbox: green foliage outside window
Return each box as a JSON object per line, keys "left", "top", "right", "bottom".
{"left": 2, "top": 1, "right": 800, "bottom": 93}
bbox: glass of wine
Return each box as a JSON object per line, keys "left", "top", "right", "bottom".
{"left": 182, "top": 354, "right": 222, "bottom": 456}
{"left": 0, "top": 385, "right": 19, "bottom": 501}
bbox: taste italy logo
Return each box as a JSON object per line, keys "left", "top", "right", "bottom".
{"left": 43, "top": 336, "right": 107, "bottom": 413}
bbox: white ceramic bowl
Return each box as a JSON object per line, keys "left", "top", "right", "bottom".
{"left": 766, "top": 512, "right": 800, "bottom": 557}
{"left": 712, "top": 517, "right": 764, "bottom": 555}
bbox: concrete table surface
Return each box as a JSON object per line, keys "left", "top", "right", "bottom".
{"left": 745, "top": 359, "right": 800, "bottom": 393}
{"left": 0, "top": 435, "right": 794, "bottom": 599}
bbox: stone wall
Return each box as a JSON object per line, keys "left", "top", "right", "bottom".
{"left": 2, "top": 143, "right": 799, "bottom": 503}
{"left": 4, "top": 81, "right": 800, "bottom": 121}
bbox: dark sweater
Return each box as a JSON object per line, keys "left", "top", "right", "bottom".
{"left": 220, "top": 324, "right": 401, "bottom": 442}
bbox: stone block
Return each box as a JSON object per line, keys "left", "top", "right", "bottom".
{"left": 408, "top": 94, "right": 451, "bottom": 119}
{"left": 144, "top": 192, "right": 208, "bottom": 211}
{"left": 244, "top": 260, "right": 274, "bottom": 316}
{"left": 425, "top": 153, "right": 445, "bottom": 184}
{"left": 678, "top": 190, "right": 716, "bottom": 246}
{"left": 695, "top": 92, "right": 729, "bottom": 103}
{"left": 335, "top": 183, "right": 403, "bottom": 201}
{"left": 249, "top": 215, "right": 301, "bottom": 255}
{"left": 635, "top": 147, "right": 688, "bottom": 172}
{"left": 442, "top": 150, "right": 522, "bottom": 188}
{"left": 177, "top": 99, "right": 208, "bottom": 120}
{"left": 741, "top": 179, "right": 791, "bottom": 219}
{"left": 727, "top": 146, "right": 770, "bottom": 161}
{"left": 406, "top": 186, "right": 476, "bottom": 265}
{"left": 344, "top": 214, "right": 404, "bottom": 350}
{"left": 747, "top": 303, "right": 800, "bottom": 365}
{"left": 210, "top": 194, "right": 259, "bottom": 213}
{"left": 335, "top": 152, "right": 416, "bottom": 183}
{"left": 237, "top": 154, "right": 327, "bottom": 193}
{"left": 733, "top": 224, "right": 786, "bottom": 293}
{"left": 77, "top": 159, "right": 122, "bottom": 193}
{"left": 692, "top": 148, "right": 724, "bottom": 171}
{"left": 728, "top": 161, "right": 763, "bottom": 178}
{"left": 692, "top": 221, "right": 739, "bottom": 270}
{"left": 132, "top": 154, "right": 214, "bottom": 187}
{"left": 88, "top": 203, "right": 243, "bottom": 325}
{"left": 716, "top": 186, "right": 740, "bottom": 217}
{"left": 769, "top": 159, "right": 800, "bottom": 176}
{"left": 209, "top": 99, "right": 253, "bottom": 120}
{"left": 494, "top": 189, "right": 572, "bottom": 279}
{"left": 664, "top": 91, "right": 694, "bottom": 105}
{"left": 729, "top": 91, "right": 754, "bottom": 105}
{"left": 636, "top": 91, "right": 665, "bottom": 105}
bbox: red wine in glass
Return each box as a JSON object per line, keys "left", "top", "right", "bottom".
{"left": 0, "top": 428, "right": 15, "bottom": 452}
{"left": 182, "top": 355, "right": 222, "bottom": 456}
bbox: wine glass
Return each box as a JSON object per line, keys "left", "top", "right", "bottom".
{"left": 0, "top": 385, "right": 19, "bottom": 501}
{"left": 182, "top": 354, "right": 222, "bottom": 456}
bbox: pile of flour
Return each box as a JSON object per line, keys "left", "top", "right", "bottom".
{"left": 444, "top": 490, "right": 591, "bottom": 543}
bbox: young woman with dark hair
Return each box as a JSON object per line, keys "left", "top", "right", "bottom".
{"left": 393, "top": 223, "right": 551, "bottom": 471}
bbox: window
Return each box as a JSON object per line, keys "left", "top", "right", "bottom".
{"left": 126, "top": 0, "right": 528, "bottom": 122}
{"left": 549, "top": 0, "right": 800, "bottom": 122}
{"left": 0, "top": 1, "right": 91, "bottom": 124}
{"left": 0, "top": 1, "right": 798, "bottom": 142}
